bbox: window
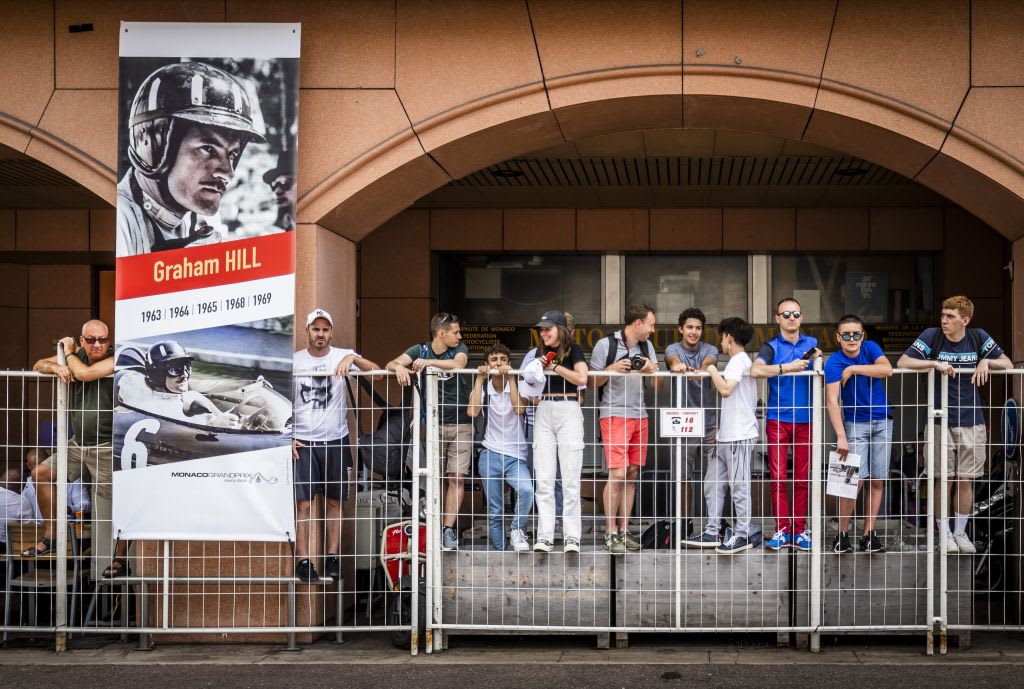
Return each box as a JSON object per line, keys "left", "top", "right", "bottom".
{"left": 624, "top": 256, "right": 748, "bottom": 324}
{"left": 770, "top": 254, "right": 935, "bottom": 324}
{"left": 438, "top": 255, "right": 602, "bottom": 325}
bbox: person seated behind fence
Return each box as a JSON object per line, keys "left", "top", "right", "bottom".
{"left": 685, "top": 317, "right": 758, "bottom": 554}
{"left": 467, "top": 343, "right": 534, "bottom": 552}
{"left": 387, "top": 312, "right": 471, "bottom": 552}
{"left": 589, "top": 304, "right": 661, "bottom": 555}
{"left": 24, "top": 320, "right": 127, "bottom": 577}
{"left": 117, "top": 340, "right": 240, "bottom": 428}
{"left": 823, "top": 315, "right": 894, "bottom": 555}
{"left": 22, "top": 448, "right": 91, "bottom": 523}
{"left": 0, "top": 466, "right": 33, "bottom": 555}
{"left": 531, "top": 310, "right": 589, "bottom": 553}
{"left": 897, "top": 295, "right": 1012, "bottom": 555}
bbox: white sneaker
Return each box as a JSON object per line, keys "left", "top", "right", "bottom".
{"left": 510, "top": 529, "right": 530, "bottom": 552}
{"left": 533, "top": 539, "right": 553, "bottom": 553}
{"left": 952, "top": 532, "right": 976, "bottom": 554}
{"left": 563, "top": 537, "right": 580, "bottom": 554}
{"left": 942, "top": 527, "right": 960, "bottom": 554}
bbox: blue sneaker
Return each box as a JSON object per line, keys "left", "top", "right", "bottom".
{"left": 794, "top": 531, "right": 812, "bottom": 551}
{"left": 764, "top": 528, "right": 790, "bottom": 550}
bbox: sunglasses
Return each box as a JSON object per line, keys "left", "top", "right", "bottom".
{"left": 437, "top": 312, "right": 458, "bottom": 325}
{"left": 839, "top": 332, "right": 864, "bottom": 342}
{"left": 778, "top": 311, "right": 801, "bottom": 320}
{"left": 270, "top": 177, "right": 294, "bottom": 192}
{"left": 81, "top": 336, "right": 109, "bottom": 345}
{"left": 165, "top": 363, "right": 191, "bottom": 378}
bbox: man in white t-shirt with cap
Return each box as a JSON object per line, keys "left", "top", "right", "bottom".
{"left": 292, "top": 308, "right": 379, "bottom": 583}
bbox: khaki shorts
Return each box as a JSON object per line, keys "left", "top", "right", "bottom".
{"left": 41, "top": 439, "right": 114, "bottom": 499}
{"left": 932, "top": 423, "right": 987, "bottom": 479}
{"left": 440, "top": 423, "right": 473, "bottom": 476}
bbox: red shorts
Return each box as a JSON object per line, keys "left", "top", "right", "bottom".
{"left": 600, "top": 417, "right": 649, "bottom": 469}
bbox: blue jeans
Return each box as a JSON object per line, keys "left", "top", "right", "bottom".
{"left": 526, "top": 423, "right": 563, "bottom": 517}
{"left": 478, "top": 449, "right": 536, "bottom": 550}
{"left": 845, "top": 418, "right": 893, "bottom": 479}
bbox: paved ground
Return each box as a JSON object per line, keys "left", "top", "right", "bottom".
{"left": 2, "top": 632, "right": 1024, "bottom": 688}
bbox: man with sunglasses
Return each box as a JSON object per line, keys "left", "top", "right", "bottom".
{"left": 752, "top": 298, "right": 820, "bottom": 551}
{"left": 824, "top": 315, "right": 893, "bottom": 554}
{"left": 388, "top": 312, "right": 470, "bottom": 550}
{"left": 23, "top": 321, "right": 120, "bottom": 570}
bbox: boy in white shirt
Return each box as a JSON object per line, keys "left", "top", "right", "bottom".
{"left": 467, "top": 343, "right": 533, "bottom": 551}
{"left": 688, "top": 317, "right": 758, "bottom": 554}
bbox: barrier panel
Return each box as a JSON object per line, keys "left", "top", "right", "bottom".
{"left": 2, "top": 361, "right": 1022, "bottom": 655}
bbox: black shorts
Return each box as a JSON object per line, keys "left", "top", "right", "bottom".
{"left": 294, "top": 436, "right": 353, "bottom": 502}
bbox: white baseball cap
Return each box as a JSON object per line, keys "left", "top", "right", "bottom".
{"left": 519, "top": 358, "right": 547, "bottom": 398}
{"left": 306, "top": 308, "right": 333, "bottom": 326}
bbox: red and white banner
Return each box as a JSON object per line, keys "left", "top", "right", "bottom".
{"left": 112, "top": 22, "right": 300, "bottom": 542}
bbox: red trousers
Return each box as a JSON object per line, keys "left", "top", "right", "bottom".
{"left": 766, "top": 420, "right": 811, "bottom": 534}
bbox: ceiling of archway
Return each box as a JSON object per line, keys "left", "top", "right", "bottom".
{"left": 413, "top": 129, "right": 947, "bottom": 209}
{"left": 0, "top": 144, "right": 107, "bottom": 209}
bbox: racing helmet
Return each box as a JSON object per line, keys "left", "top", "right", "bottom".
{"left": 145, "top": 340, "right": 194, "bottom": 391}
{"left": 128, "top": 62, "right": 267, "bottom": 179}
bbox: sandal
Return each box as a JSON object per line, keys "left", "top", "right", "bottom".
{"left": 102, "top": 557, "right": 131, "bottom": 579}
{"left": 20, "top": 537, "right": 53, "bottom": 558}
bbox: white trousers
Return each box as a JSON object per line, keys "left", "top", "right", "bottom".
{"left": 532, "top": 400, "right": 584, "bottom": 543}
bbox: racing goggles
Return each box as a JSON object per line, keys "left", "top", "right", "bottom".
{"left": 164, "top": 362, "right": 192, "bottom": 378}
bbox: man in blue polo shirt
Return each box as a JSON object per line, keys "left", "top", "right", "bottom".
{"left": 824, "top": 314, "right": 893, "bottom": 554}
{"left": 751, "top": 297, "right": 820, "bottom": 551}
{"left": 897, "top": 295, "right": 1011, "bottom": 554}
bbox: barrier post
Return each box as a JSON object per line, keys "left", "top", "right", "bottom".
{"left": 410, "top": 380, "right": 423, "bottom": 656}
{"left": 54, "top": 343, "right": 69, "bottom": 653}
{"left": 938, "top": 374, "right": 949, "bottom": 655}
{"left": 925, "top": 370, "right": 937, "bottom": 654}
{"left": 426, "top": 370, "right": 443, "bottom": 652}
{"left": 809, "top": 363, "right": 823, "bottom": 653}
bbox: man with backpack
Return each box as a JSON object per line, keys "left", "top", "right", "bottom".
{"left": 590, "top": 304, "right": 660, "bottom": 554}
{"left": 897, "top": 295, "right": 1012, "bottom": 553}
{"left": 387, "top": 313, "right": 471, "bottom": 550}
{"left": 467, "top": 343, "right": 533, "bottom": 551}
{"left": 292, "top": 308, "right": 379, "bottom": 582}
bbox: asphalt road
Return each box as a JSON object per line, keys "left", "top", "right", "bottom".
{"left": 2, "top": 664, "right": 1023, "bottom": 689}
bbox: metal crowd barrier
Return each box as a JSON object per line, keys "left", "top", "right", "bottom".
{"left": 1, "top": 364, "right": 1022, "bottom": 656}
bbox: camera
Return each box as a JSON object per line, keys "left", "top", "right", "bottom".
{"left": 630, "top": 355, "right": 646, "bottom": 371}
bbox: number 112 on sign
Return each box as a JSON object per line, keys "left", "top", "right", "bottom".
{"left": 660, "top": 408, "right": 704, "bottom": 438}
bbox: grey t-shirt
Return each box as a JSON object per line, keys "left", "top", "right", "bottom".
{"left": 590, "top": 331, "right": 657, "bottom": 420}
{"left": 665, "top": 341, "right": 719, "bottom": 430}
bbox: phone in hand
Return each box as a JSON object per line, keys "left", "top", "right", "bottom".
{"left": 801, "top": 348, "right": 816, "bottom": 361}
{"left": 543, "top": 351, "right": 557, "bottom": 366}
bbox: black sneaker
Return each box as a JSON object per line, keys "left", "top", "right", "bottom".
{"left": 831, "top": 532, "right": 853, "bottom": 554}
{"left": 295, "top": 558, "right": 319, "bottom": 583}
{"left": 859, "top": 531, "right": 886, "bottom": 553}
{"left": 324, "top": 555, "right": 341, "bottom": 580}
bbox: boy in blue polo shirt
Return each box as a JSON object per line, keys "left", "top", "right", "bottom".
{"left": 824, "top": 315, "right": 893, "bottom": 554}
{"left": 751, "top": 297, "right": 820, "bottom": 551}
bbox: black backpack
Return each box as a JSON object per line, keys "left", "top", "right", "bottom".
{"left": 926, "top": 327, "right": 984, "bottom": 361}
{"left": 347, "top": 376, "right": 415, "bottom": 482}
{"left": 640, "top": 520, "right": 676, "bottom": 550}
{"left": 597, "top": 332, "right": 657, "bottom": 404}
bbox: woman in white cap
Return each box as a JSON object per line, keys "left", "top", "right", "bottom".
{"left": 531, "top": 310, "right": 588, "bottom": 553}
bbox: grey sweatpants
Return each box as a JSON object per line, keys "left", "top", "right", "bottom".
{"left": 703, "top": 438, "right": 754, "bottom": 538}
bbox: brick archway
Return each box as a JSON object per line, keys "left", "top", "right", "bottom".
{"left": 297, "top": 65, "right": 1024, "bottom": 244}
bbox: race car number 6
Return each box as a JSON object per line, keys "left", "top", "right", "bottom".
{"left": 121, "top": 418, "right": 160, "bottom": 470}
